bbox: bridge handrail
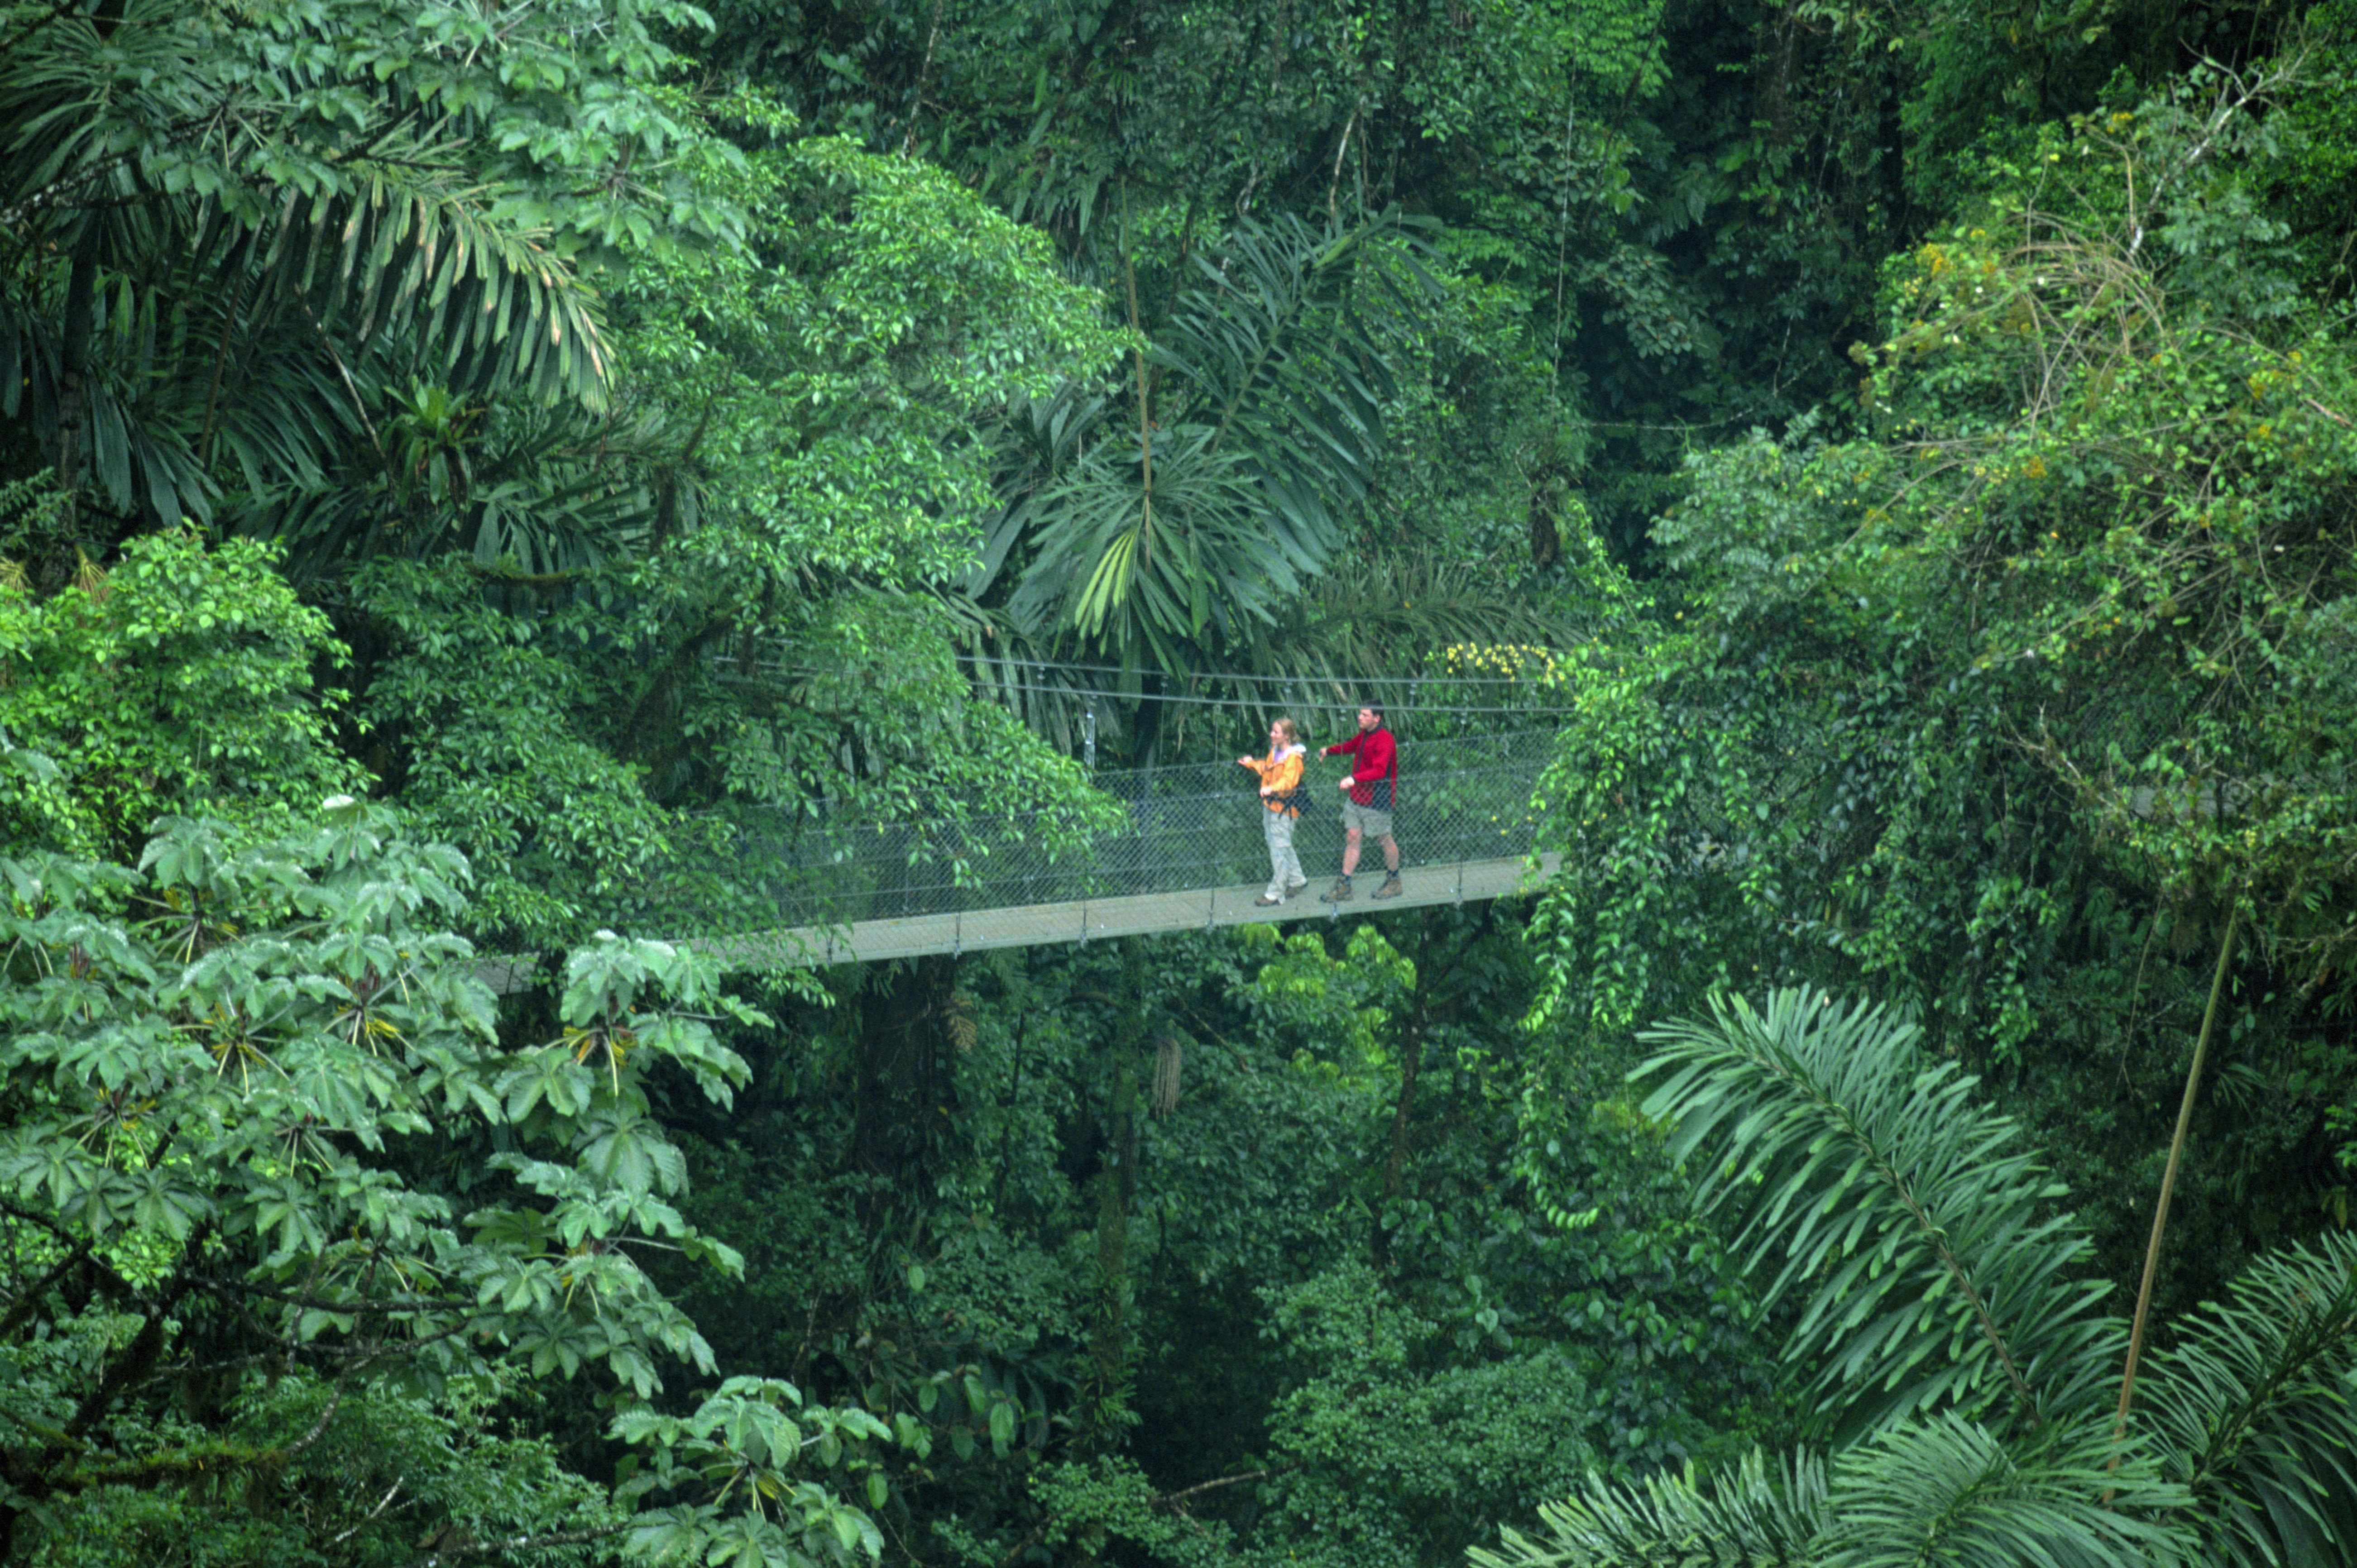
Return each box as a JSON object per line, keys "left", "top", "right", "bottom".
{"left": 631, "top": 731, "right": 1563, "bottom": 934}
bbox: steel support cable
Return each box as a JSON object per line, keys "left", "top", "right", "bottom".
{"left": 539, "top": 727, "right": 1797, "bottom": 974}
{"left": 954, "top": 653, "right": 1575, "bottom": 688}
{"left": 710, "top": 661, "right": 1571, "bottom": 715}
{"left": 946, "top": 675, "right": 1576, "bottom": 717}
{"left": 709, "top": 654, "right": 1581, "bottom": 691}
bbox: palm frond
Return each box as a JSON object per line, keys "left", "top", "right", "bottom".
{"left": 1823, "top": 1413, "right": 2189, "bottom": 1568}
{"left": 965, "top": 384, "right": 1109, "bottom": 601}
{"left": 1004, "top": 424, "right": 1296, "bottom": 655}
{"left": 278, "top": 157, "right": 611, "bottom": 406}
{"left": 244, "top": 392, "right": 662, "bottom": 583}
{"left": 1637, "top": 990, "right": 2122, "bottom": 1439}
{"left": 1495, "top": 990, "right": 2357, "bottom": 1568}
{"left": 931, "top": 591, "right": 1113, "bottom": 758}
{"left": 1469, "top": 1422, "right": 2189, "bottom": 1568}
{"left": 1466, "top": 1448, "right": 1830, "bottom": 1568}
{"left": 0, "top": 0, "right": 640, "bottom": 542}
{"left": 1157, "top": 210, "right": 1428, "bottom": 484}
{"left": 992, "top": 211, "right": 1437, "bottom": 675}
{"left": 2140, "top": 1231, "right": 2357, "bottom": 1567}
{"left": 0, "top": 275, "right": 215, "bottom": 526}
{"left": 1237, "top": 552, "right": 1570, "bottom": 699}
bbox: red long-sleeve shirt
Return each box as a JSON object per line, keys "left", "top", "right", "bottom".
{"left": 1323, "top": 727, "right": 1397, "bottom": 808}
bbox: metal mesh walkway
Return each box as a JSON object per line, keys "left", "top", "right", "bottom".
{"left": 652, "top": 729, "right": 1560, "bottom": 968}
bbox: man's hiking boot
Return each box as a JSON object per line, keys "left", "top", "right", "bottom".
{"left": 1371, "top": 875, "right": 1404, "bottom": 900}
{"left": 1318, "top": 876, "right": 1354, "bottom": 903}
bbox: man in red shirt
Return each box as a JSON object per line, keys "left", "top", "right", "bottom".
{"left": 1319, "top": 704, "right": 1401, "bottom": 901}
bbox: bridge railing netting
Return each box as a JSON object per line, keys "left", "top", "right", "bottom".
{"left": 632, "top": 729, "right": 1563, "bottom": 937}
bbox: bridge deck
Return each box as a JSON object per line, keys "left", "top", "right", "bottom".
{"left": 702, "top": 852, "right": 1560, "bottom": 968}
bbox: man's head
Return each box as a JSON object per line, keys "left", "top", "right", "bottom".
{"left": 1356, "top": 704, "right": 1383, "bottom": 733}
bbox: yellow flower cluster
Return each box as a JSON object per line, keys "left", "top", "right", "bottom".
{"left": 1441, "top": 642, "right": 1565, "bottom": 683}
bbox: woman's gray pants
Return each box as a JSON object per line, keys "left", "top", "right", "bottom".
{"left": 1263, "top": 810, "right": 1306, "bottom": 898}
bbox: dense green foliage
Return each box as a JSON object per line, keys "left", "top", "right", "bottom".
{"left": 0, "top": 806, "right": 902, "bottom": 1563}
{"left": 1470, "top": 992, "right": 2357, "bottom": 1567}
{"left": 2, "top": 0, "right": 2351, "bottom": 1561}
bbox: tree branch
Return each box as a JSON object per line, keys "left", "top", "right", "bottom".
{"left": 408, "top": 1519, "right": 629, "bottom": 1566}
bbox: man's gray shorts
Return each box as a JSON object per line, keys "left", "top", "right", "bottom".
{"left": 1342, "top": 799, "right": 1394, "bottom": 837}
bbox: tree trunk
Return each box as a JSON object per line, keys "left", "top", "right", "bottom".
{"left": 1083, "top": 937, "right": 1145, "bottom": 1453}
{"left": 46, "top": 230, "right": 101, "bottom": 581}
{"left": 852, "top": 954, "right": 958, "bottom": 1219}
{"left": 1385, "top": 1026, "right": 1422, "bottom": 1200}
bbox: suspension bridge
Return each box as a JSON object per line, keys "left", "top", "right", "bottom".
{"left": 632, "top": 726, "right": 1564, "bottom": 971}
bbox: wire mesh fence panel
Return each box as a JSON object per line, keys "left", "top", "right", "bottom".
{"left": 636, "top": 730, "right": 1566, "bottom": 943}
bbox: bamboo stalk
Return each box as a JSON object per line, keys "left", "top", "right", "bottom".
{"left": 2108, "top": 899, "right": 2240, "bottom": 1477}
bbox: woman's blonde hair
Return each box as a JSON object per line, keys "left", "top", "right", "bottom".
{"left": 1272, "top": 717, "right": 1299, "bottom": 745}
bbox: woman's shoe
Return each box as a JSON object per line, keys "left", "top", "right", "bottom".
{"left": 1254, "top": 894, "right": 1282, "bottom": 907}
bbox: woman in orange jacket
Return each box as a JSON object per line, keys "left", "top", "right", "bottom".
{"left": 1237, "top": 717, "right": 1309, "bottom": 905}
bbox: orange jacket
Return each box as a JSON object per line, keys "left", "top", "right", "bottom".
{"left": 1239, "top": 745, "right": 1306, "bottom": 816}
